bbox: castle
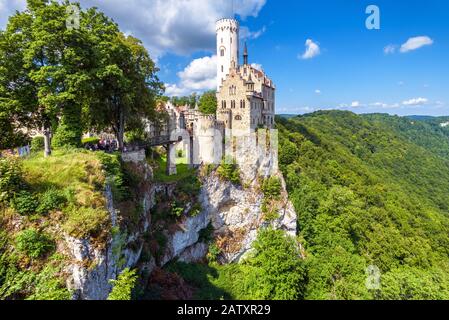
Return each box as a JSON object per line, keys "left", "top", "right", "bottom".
{"left": 151, "top": 17, "right": 277, "bottom": 175}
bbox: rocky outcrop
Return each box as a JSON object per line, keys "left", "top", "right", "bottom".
{"left": 200, "top": 171, "right": 297, "bottom": 263}
{"left": 65, "top": 164, "right": 153, "bottom": 300}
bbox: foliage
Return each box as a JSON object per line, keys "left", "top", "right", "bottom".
{"left": 243, "top": 228, "right": 306, "bottom": 300}
{"left": 10, "top": 191, "right": 39, "bottom": 215}
{"left": 0, "top": 157, "right": 24, "bottom": 203}
{"left": 31, "top": 136, "right": 45, "bottom": 152}
{"left": 261, "top": 176, "right": 282, "bottom": 200}
{"left": 15, "top": 229, "right": 55, "bottom": 259}
{"left": 36, "top": 188, "right": 67, "bottom": 215}
{"left": 63, "top": 205, "right": 110, "bottom": 240}
{"left": 198, "top": 90, "right": 217, "bottom": 115}
{"left": 81, "top": 137, "right": 100, "bottom": 145}
{"left": 108, "top": 268, "right": 138, "bottom": 300}
{"left": 164, "top": 229, "right": 305, "bottom": 300}
{"left": 207, "top": 243, "right": 221, "bottom": 263}
{"left": 277, "top": 111, "right": 449, "bottom": 300}
{"left": 217, "top": 160, "right": 241, "bottom": 185}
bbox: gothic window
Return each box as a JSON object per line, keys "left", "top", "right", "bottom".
{"left": 223, "top": 101, "right": 227, "bottom": 109}
{"left": 235, "top": 115, "right": 242, "bottom": 121}
{"left": 221, "top": 65, "right": 224, "bottom": 72}
{"left": 231, "top": 100, "right": 235, "bottom": 109}
{"left": 220, "top": 49, "right": 225, "bottom": 56}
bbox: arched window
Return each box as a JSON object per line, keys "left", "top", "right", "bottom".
{"left": 221, "top": 65, "right": 224, "bottom": 72}
{"left": 220, "top": 49, "right": 225, "bottom": 56}
{"left": 235, "top": 115, "right": 242, "bottom": 121}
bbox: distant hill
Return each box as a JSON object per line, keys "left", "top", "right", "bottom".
{"left": 276, "top": 110, "right": 449, "bottom": 300}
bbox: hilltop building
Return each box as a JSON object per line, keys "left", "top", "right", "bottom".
{"left": 148, "top": 17, "right": 277, "bottom": 175}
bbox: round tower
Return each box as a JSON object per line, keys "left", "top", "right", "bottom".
{"left": 216, "top": 18, "right": 239, "bottom": 91}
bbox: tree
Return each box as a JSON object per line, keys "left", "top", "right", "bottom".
{"left": 88, "top": 33, "right": 163, "bottom": 150}
{"left": 198, "top": 90, "right": 217, "bottom": 115}
{"left": 244, "top": 229, "right": 306, "bottom": 300}
{"left": 0, "top": 0, "right": 162, "bottom": 154}
{"left": 107, "top": 268, "right": 138, "bottom": 300}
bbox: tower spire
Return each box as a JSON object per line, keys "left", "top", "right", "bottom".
{"left": 243, "top": 42, "right": 248, "bottom": 65}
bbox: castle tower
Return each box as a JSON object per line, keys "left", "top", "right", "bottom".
{"left": 216, "top": 18, "right": 239, "bottom": 90}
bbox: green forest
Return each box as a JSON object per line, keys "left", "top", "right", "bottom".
{"left": 276, "top": 111, "right": 449, "bottom": 299}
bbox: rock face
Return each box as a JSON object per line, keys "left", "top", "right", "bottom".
{"left": 200, "top": 172, "right": 297, "bottom": 263}
{"left": 63, "top": 154, "right": 297, "bottom": 299}
{"left": 65, "top": 164, "right": 154, "bottom": 300}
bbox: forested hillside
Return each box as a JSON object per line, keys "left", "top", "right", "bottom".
{"left": 277, "top": 111, "right": 449, "bottom": 299}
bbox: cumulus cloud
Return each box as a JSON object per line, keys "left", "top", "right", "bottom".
{"left": 402, "top": 97, "right": 428, "bottom": 106}
{"left": 400, "top": 36, "right": 433, "bottom": 53}
{"left": 299, "top": 39, "right": 320, "bottom": 60}
{"left": 165, "top": 55, "right": 217, "bottom": 96}
{"left": 315, "top": 89, "right": 321, "bottom": 94}
{"left": 0, "top": 0, "right": 267, "bottom": 57}
{"left": 351, "top": 101, "right": 361, "bottom": 108}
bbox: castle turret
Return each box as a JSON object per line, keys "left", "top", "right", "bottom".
{"left": 243, "top": 42, "right": 248, "bottom": 65}
{"left": 216, "top": 18, "right": 239, "bottom": 91}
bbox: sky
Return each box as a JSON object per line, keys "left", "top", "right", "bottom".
{"left": 1, "top": 0, "right": 448, "bottom": 116}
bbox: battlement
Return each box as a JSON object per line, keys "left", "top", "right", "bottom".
{"left": 216, "top": 18, "right": 239, "bottom": 32}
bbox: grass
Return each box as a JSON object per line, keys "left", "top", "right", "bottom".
{"left": 152, "top": 154, "right": 196, "bottom": 183}
{"left": 21, "top": 149, "right": 111, "bottom": 241}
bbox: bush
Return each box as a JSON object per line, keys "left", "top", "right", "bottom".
{"left": 207, "top": 243, "right": 221, "bottom": 262}
{"left": 10, "top": 191, "right": 39, "bottom": 215}
{"left": 15, "top": 229, "right": 55, "bottom": 259}
{"left": 30, "top": 136, "right": 45, "bottom": 152}
{"left": 0, "top": 158, "right": 24, "bottom": 202}
{"left": 36, "top": 189, "right": 67, "bottom": 215}
{"left": 81, "top": 137, "right": 100, "bottom": 145}
{"left": 245, "top": 228, "right": 306, "bottom": 300}
{"left": 261, "top": 176, "right": 282, "bottom": 200}
{"left": 108, "top": 268, "right": 138, "bottom": 300}
{"left": 63, "top": 206, "right": 110, "bottom": 239}
{"left": 217, "top": 160, "right": 241, "bottom": 185}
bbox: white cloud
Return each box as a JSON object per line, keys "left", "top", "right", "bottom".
{"left": 400, "top": 36, "right": 434, "bottom": 53}
{"left": 250, "top": 63, "right": 263, "bottom": 71}
{"left": 402, "top": 97, "right": 428, "bottom": 106}
{"left": 384, "top": 44, "right": 397, "bottom": 54}
{"left": 0, "top": 0, "right": 267, "bottom": 58}
{"left": 165, "top": 55, "right": 217, "bottom": 96}
{"left": 299, "top": 39, "right": 320, "bottom": 60}
{"left": 315, "top": 89, "right": 321, "bottom": 94}
{"left": 351, "top": 101, "right": 361, "bottom": 108}
{"left": 241, "top": 26, "right": 266, "bottom": 40}
{"left": 370, "top": 102, "right": 389, "bottom": 108}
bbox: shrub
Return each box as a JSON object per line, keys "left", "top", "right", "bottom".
{"left": 189, "top": 203, "right": 202, "bottom": 217}
{"left": 63, "top": 206, "right": 110, "bottom": 239}
{"left": 170, "top": 201, "right": 184, "bottom": 218}
{"left": 207, "top": 243, "right": 221, "bottom": 262}
{"left": 10, "top": 191, "right": 39, "bottom": 215}
{"left": 81, "top": 137, "right": 100, "bottom": 145}
{"left": 244, "top": 228, "right": 306, "bottom": 300}
{"left": 261, "top": 176, "right": 282, "bottom": 200}
{"left": 217, "top": 160, "right": 241, "bottom": 185}
{"left": 108, "top": 268, "right": 138, "bottom": 300}
{"left": 15, "top": 229, "right": 55, "bottom": 259}
{"left": 36, "top": 189, "right": 67, "bottom": 215}
{"left": 0, "top": 158, "right": 24, "bottom": 202}
{"left": 30, "top": 136, "right": 45, "bottom": 152}
{"left": 199, "top": 223, "right": 214, "bottom": 243}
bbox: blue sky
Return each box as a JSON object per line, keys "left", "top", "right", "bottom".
{"left": 1, "top": 0, "right": 448, "bottom": 116}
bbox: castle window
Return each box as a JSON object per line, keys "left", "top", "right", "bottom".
{"left": 231, "top": 100, "right": 235, "bottom": 109}
{"left": 221, "top": 65, "right": 224, "bottom": 72}
{"left": 220, "top": 49, "right": 225, "bottom": 56}
{"left": 235, "top": 115, "right": 242, "bottom": 121}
